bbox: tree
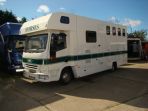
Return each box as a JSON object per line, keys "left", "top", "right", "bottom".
{"left": 128, "top": 29, "right": 148, "bottom": 41}
{"left": 19, "top": 17, "right": 27, "bottom": 23}
{"left": 0, "top": 10, "right": 18, "bottom": 25}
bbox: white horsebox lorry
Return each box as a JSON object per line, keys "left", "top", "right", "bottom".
{"left": 20, "top": 12, "right": 127, "bottom": 84}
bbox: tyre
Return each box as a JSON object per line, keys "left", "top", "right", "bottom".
{"left": 112, "top": 62, "right": 117, "bottom": 71}
{"left": 60, "top": 69, "right": 72, "bottom": 84}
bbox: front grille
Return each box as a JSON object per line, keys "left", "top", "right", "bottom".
{"left": 25, "top": 64, "right": 38, "bottom": 70}
{"left": 24, "top": 64, "right": 38, "bottom": 73}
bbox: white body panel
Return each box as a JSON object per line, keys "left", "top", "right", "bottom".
{"left": 20, "top": 12, "right": 127, "bottom": 82}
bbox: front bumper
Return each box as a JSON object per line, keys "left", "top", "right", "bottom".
{"left": 8, "top": 65, "right": 24, "bottom": 73}
{"left": 23, "top": 70, "right": 50, "bottom": 82}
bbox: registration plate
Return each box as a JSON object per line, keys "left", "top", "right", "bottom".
{"left": 29, "top": 75, "right": 35, "bottom": 80}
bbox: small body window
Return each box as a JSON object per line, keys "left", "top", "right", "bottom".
{"left": 112, "top": 27, "right": 116, "bottom": 36}
{"left": 122, "top": 29, "right": 126, "bottom": 36}
{"left": 106, "top": 26, "right": 110, "bottom": 35}
{"left": 86, "top": 31, "right": 97, "bottom": 43}
{"left": 60, "top": 16, "right": 70, "bottom": 24}
{"left": 118, "top": 28, "right": 121, "bottom": 36}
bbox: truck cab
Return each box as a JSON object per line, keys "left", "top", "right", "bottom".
{"left": 20, "top": 12, "right": 127, "bottom": 84}
{"left": 0, "top": 22, "right": 25, "bottom": 73}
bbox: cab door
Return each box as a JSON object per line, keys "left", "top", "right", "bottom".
{"left": 50, "top": 32, "right": 69, "bottom": 62}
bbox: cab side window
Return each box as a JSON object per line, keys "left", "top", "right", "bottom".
{"left": 56, "top": 33, "right": 67, "bottom": 51}
{"left": 50, "top": 33, "right": 67, "bottom": 52}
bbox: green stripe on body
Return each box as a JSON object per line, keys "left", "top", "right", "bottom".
{"left": 23, "top": 51, "right": 127, "bottom": 65}
{"left": 23, "top": 58, "right": 43, "bottom": 65}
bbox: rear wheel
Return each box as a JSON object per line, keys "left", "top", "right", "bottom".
{"left": 60, "top": 69, "right": 72, "bottom": 84}
{"left": 112, "top": 62, "right": 117, "bottom": 71}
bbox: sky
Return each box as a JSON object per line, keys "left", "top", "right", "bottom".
{"left": 0, "top": 0, "right": 148, "bottom": 33}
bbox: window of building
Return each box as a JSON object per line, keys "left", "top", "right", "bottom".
{"left": 86, "top": 31, "right": 97, "bottom": 43}
{"left": 112, "top": 27, "right": 116, "bottom": 36}
{"left": 118, "top": 28, "right": 121, "bottom": 36}
{"left": 106, "top": 26, "right": 110, "bottom": 35}
{"left": 60, "top": 16, "right": 70, "bottom": 24}
{"left": 122, "top": 29, "right": 126, "bottom": 36}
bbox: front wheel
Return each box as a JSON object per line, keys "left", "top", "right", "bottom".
{"left": 60, "top": 69, "right": 72, "bottom": 84}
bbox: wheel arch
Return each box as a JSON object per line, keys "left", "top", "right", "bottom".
{"left": 58, "top": 66, "right": 75, "bottom": 80}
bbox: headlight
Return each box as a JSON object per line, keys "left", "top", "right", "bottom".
{"left": 15, "top": 66, "right": 21, "bottom": 69}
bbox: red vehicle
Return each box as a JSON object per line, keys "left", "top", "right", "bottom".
{"left": 142, "top": 41, "right": 148, "bottom": 60}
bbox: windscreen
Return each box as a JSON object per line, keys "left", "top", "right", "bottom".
{"left": 25, "top": 34, "right": 48, "bottom": 53}
{"left": 7, "top": 36, "right": 25, "bottom": 53}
